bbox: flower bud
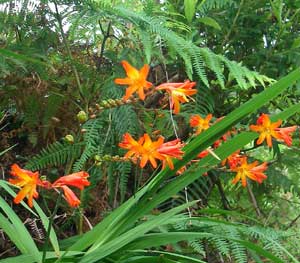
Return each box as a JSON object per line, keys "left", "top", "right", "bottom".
{"left": 65, "top": 134, "right": 74, "bottom": 144}
{"left": 108, "top": 99, "right": 117, "bottom": 106}
{"left": 77, "top": 111, "right": 88, "bottom": 123}
{"left": 94, "top": 154, "right": 101, "bottom": 161}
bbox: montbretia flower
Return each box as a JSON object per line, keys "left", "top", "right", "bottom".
{"left": 119, "top": 133, "right": 184, "bottom": 169}
{"left": 221, "top": 150, "right": 241, "bottom": 169}
{"left": 114, "top": 60, "right": 152, "bottom": 101}
{"left": 156, "top": 80, "right": 197, "bottom": 114}
{"left": 190, "top": 114, "right": 212, "bottom": 135}
{"left": 231, "top": 157, "right": 267, "bottom": 187}
{"left": 9, "top": 164, "right": 48, "bottom": 207}
{"left": 250, "top": 114, "right": 296, "bottom": 147}
{"left": 157, "top": 139, "right": 185, "bottom": 169}
{"left": 275, "top": 126, "right": 297, "bottom": 146}
{"left": 119, "top": 133, "right": 164, "bottom": 168}
{"left": 197, "top": 150, "right": 209, "bottom": 159}
{"left": 52, "top": 171, "right": 90, "bottom": 207}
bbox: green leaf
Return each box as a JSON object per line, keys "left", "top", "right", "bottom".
{"left": 34, "top": 200, "right": 61, "bottom": 257}
{"left": 0, "top": 195, "right": 41, "bottom": 262}
{"left": 291, "top": 37, "right": 300, "bottom": 49}
{"left": 184, "top": 0, "right": 197, "bottom": 23}
{"left": 198, "top": 17, "right": 221, "bottom": 30}
{"left": 125, "top": 231, "right": 285, "bottom": 263}
{"left": 79, "top": 202, "right": 198, "bottom": 263}
{"left": 129, "top": 250, "right": 206, "bottom": 263}
{"left": 0, "top": 48, "right": 52, "bottom": 70}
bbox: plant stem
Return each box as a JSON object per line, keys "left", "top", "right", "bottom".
{"left": 42, "top": 191, "right": 62, "bottom": 263}
{"left": 247, "top": 183, "right": 262, "bottom": 218}
{"left": 78, "top": 189, "right": 84, "bottom": 235}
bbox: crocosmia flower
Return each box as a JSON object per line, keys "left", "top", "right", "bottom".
{"left": 250, "top": 114, "right": 297, "bottom": 147}
{"left": 114, "top": 60, "right": 152, "bottom": 101}
{"left": 230, "top": 157, "right": 267, "bottom": 187}
{"left": 9, "top": 164, "right": 46, "bottom": 207}
{"left": 221, "top": 150, "right": 241, "bottom": 169}
{"left": 52, "top": 171, "right": 90, "bottom": 207}
{"left": 157, "top": 139, "right": 185, "bottom": 169}
{"left": 275, "top": 126, "right": 297, "bottom": 146}
{"left": 119, "top": 133, "right": 164, "bottom": 168}
{"left": 190, "top": 114, "right": 212, "bottom": 135}
{"left": 156, "top": 80, "right": 197, "bottom": 114}
{"left": 119, "top": 133, "right": 184, "bottom": 169}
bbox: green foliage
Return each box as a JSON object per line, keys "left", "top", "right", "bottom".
{"left": 1, "top": 1, "right": 300, "bottom": 262}
{"left": 26, "top": 141, "right": 84, "bottom": 170}
{"left": 72, "top": 118, "right": 105, "bottom": 172}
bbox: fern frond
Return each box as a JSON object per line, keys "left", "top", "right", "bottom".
{"left": 90, "top": 4, "right": 272, "bottom": 89}
{"left": 26, "top": 141, "right": 84, "bottom": 170}
{"left": 116, "top": 161, "right": 132, "bottom": 203}
{"left": 73, "top": 117, "right": 105, "bottom": 172}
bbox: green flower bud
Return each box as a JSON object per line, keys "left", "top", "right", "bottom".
{"left": 94, "top": 154, "right": 101, "bottom": 161}
{"left": 77, "top": 111, "right": 88, "bottom": 123}
{"left": 65, "top": 134, "right": 74, "bottom": 144}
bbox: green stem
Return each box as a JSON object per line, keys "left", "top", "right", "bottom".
{"left": 42, "top": 191, "right": 62, "bottom": 263}
{"left": 78, "top": 189, "right": 84, "bottom": 235}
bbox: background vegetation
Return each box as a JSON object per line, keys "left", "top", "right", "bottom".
{"left": 0, "top": 0, "right": 300, "bottom": 262}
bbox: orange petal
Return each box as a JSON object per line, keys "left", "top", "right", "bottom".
{"left": 14, "top": 185, "right": 31, "bottom": 206}
{"left": 139, "top": 64, "right": 150, "bottom": 79}
{"left": 123, "top": 86, "right": 136, "bottom": 100}
{"left": 138, "top": 86, "right": 146, "bottom": 100}
{"left": 121, "top": 60, "right": 139, "bottom": 79}
{"left": 61, "top": 186, "right": 81, "bottom": 207}
{"left": 114, "top": 78, "right": 133, "bottom": 85}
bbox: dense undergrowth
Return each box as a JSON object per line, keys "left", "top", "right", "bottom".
{"left": 0, "top": 0, "right": 300, "bottom": 262}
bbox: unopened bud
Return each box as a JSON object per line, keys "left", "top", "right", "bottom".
{"left": 95, "top": 161, "right": 102, "bottom": 166}
{"left": 77, "top": 111, "right": 88, "bottom": 123}
{"left": 101, "top": 100, "right": 109, "bottom": 107}
{"left": 65, "top": 134, "right": 74, "bottom": 144}
{"left": 94, "top": 155, "right": 101, "bottom": 161}
{"left": 108, "top": 99, "right": 117, "bottom": 106}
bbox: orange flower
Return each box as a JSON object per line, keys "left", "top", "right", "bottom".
{"left": 275, "top": 126, "right": 297, "bottom": 146}
{"left": 9, "top": 164, "right": 46, "bottom": 207}
{"left": 197, "top": 150, "right": 209, "bottom": 159}
{"left": 60, "top": 186, "right": 81, "bottom": 207}
{"left": 114, "top": 60, "right": 152, "bottom": 101}
{"left": 157, "top": 139, "right": 185, "bottom": 169}
{"left": 119, "top": 133, "right": 165, "bottom": 168}
{"left": 250, "top": 114, "right": 282, "bottom": 147}
{"left": 221, "top": 150, "right": 241, "bottom": 169}
{"left": 118, "top": 133, "right": 143, "bottom": 158}
{"left": 156, "top": 80, "right": 197, "bottom": 114}
{"left": 190, "top": 114, "right": 212, "bottom": 135}
{"left": 52, "top": 171, "right": 90, "bottom": 207}
{"left": 231, "top": 157, "right": 267, "bottom": 187}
